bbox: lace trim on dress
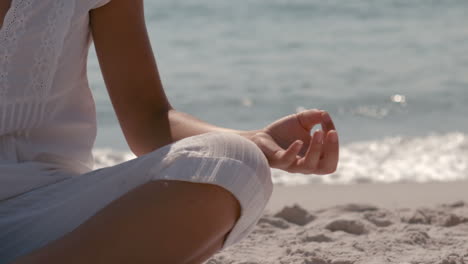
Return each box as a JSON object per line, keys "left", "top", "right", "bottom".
{"left": 0, "top": 0, "right": 33, "bottom": 102}
{"left": 0, "top": 0, "right": 76, "bottom": 135}
{"left": 28, "top": 1, "right": 75, "bottom": 100}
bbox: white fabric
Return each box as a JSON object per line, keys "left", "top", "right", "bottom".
{"left": 0, "top": 0, "right": 274, "bottom": 260}
{"left": 0, "top": 0, "right": 113, "bottom": 199}
{"left": 0, "top": 132, "right": 273, "bottom": 264}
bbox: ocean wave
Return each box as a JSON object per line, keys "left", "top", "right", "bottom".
{"left": 92, "top": 132, "right": 468, "bottom": 185}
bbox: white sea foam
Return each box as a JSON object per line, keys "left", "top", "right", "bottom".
{"left": 91, "top": 0, "right": 468, "bottom": 149}
{"left": 92, "top": 132, "right": 468, "bottom": 185}
{"left": 92, "top": 149, "right": 137, "bottom": 170}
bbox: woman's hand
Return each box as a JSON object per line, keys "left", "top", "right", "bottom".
{"left": 251, "top": 109, "right": 339, "bottom": 174}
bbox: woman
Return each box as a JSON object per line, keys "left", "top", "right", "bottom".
{"left": 0, "top": 0, "right": 339, "bottom": 263}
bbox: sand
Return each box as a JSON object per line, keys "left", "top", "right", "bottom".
{"left": 206, "top": 181, "right": 468, "bottom": 264}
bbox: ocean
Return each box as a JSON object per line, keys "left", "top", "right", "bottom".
{"left": 88, "top": 0, "right": 468, "bottom": 185}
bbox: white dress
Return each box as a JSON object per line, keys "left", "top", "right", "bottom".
{"left": 0, "top": 0, "right": 273, "bottom": 262}
{"left": 0, "top": 0, "right": 108, "bottom": 199}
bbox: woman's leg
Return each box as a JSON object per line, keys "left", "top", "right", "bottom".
{"left": 3, "top": 132, "right": 272, "bottom": 264}
{"left": 13, "top": 180, "right": 240, "bottom": 264}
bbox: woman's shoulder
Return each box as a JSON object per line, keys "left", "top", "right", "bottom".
{"left": 4, "top": 0, "right": 113, "bottom": 22}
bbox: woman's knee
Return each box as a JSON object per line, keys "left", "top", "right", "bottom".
{"left": 164, "top": 132, "right": 271, "bottom": 182}
{"left": 152, "top": 132, "right": 273, "bottom": 249}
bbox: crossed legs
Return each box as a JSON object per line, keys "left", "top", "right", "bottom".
{"left": 13, "top": 180, "right": 240, "bottom": 264}
{"left": 5, "top": 132, "right": 272, "bottom": 264}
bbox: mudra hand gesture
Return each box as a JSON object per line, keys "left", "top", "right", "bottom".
{"left": 251, "top": 109, "right": 339, "bottom": 174}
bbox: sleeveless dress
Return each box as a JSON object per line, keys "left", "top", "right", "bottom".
{"left": 0, "top": 0, "right": 105, "bottom": 200}
{"left": 0, "top": 0, "right": 273, "bottom": 263}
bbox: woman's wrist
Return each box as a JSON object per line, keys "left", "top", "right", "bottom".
{"left": 236, "top": 129, "right": 266, "bottom": 142}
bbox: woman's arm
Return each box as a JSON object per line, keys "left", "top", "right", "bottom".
{"left": 90, "top": 0, "right": 339, "bottom": 174}
{"left": 90, "top": 0, "right": 249, "bottom": 156}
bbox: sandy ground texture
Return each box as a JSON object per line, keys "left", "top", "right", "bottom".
{"left": 206, "top": 182, "right": 468, "bottom": 264}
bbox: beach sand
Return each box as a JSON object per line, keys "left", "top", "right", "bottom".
{"left": 207, "top": 181, "right": 468, "bottom": 264}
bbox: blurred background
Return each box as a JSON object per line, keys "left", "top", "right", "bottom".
{"left": 88, "top": 0, "right": 468, "bottom": 185}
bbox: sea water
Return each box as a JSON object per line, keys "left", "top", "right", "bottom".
{"left": 88, "top": 0, "right": 468, "bottom": 185}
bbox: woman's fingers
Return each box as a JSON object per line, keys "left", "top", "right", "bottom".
{"left": 273, "top": 140, "right": 303, "bottom": 169}
{"left": 257, "top": 108, "right": 339, "bottom": 174}
{"left": 321, "top": 111, "right": 336, "bottom": 133}
{"left": 296, "top": 130, "right": 323, "bottom": 172}
{"left": 253, "top": 133, "right": 304, "bottom": 170}
{"left": 297, "top": 109, "right": 335, "bottom": 133}
{"left": 287, "top": 130, "right": 338, "bottom": 174}
{"left": 317, "top": 130, "right": 339, "bottom": 174}
{"left": 296, "top": 109, "right": 325, "bottom": 131}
